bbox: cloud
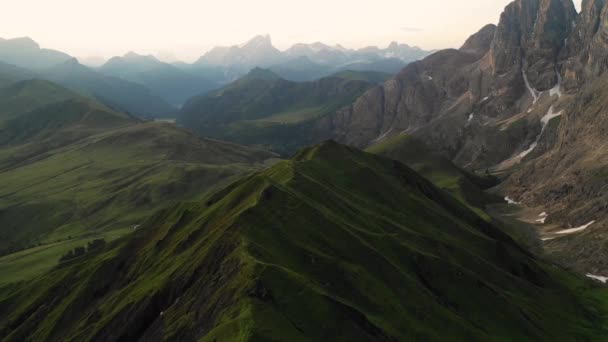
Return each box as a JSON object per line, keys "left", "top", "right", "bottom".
{"left": 400, "top": 26, "right": 423, "bottom": 32}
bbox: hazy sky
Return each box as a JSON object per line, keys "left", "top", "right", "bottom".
{"left": 2, "top": 0, "right": 583, "bottom": 62}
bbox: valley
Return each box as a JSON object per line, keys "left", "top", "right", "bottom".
{"left": 1, "top": 0, "right": 608, "bottom": 340}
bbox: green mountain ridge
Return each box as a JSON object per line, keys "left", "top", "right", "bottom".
{"left": 367, "top": 134, "right": 501, "bottom": 217}
{"left": 0, "top": 61, "right": 35, "bottom": 88}
{"left": 0, "top": 78, "right": 277, "bottom": 284}
{"left": 1, "top": 141, "right": 606, "bottom": 341}
{"left": 178, "top": 69, "right": 374, "bottom": 154}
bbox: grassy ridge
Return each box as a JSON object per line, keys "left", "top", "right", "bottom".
{"left": 0, "top": 79, "right": 277, "bottom": 283}
{"left": 367, "top": 134, "right": 501, "bottom": 219}
{"left": 1, "top": 142, "right": 606, "bottom": 341}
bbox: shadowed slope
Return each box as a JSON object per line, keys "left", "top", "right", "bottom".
{"left": 1, "top": 142, "right": 606, "bottom": 341}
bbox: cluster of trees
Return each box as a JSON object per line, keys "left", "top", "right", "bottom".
{"left": 59, "top": 238, "right": 106, "bottom": 263}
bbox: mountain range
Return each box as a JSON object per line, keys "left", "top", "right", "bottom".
{"left": 305, "top": 0, "right": 608, "bottom": 276}
{"left": 0, "top": 35, "right": 430, "bottom": 116}
{"left": 3, "top": 0, "right": 608, "bottom": 340}
{"left": 169, "top": 0, "right": 608, "bottom": 279}
{"left": 189, "top": 34, "right": 432, "bottom": 82}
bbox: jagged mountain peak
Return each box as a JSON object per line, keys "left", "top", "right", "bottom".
{"left": 460, "top": 24, "right": 497, "bottom": 56}
{"left": 489, "top": 0, "right": 578, "bottom": 89}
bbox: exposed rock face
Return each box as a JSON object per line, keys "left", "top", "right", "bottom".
{"left": 562, "top": 0, "right": 608, "bottom": 89}
{"left": 315, "top": 0, "right": 608, "bottom": 272}
{"left": 318, "top": 0, "right": 586, "bottom": 166}
{"left": 460, "top": 24, "right": 498, "bottom": 57}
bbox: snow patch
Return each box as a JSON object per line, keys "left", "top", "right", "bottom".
{"left": 519, "top": 106, "right": 563, "bottom": 158}
{"left": 586, "top": 274, "right": 608, "bottom": 283}
{"left": 549, "top": 71, "right": 562, "bottom": 98}
{"left": 519, "top": 141, "right": 538, "bottom": 159}
{"left": 536, "top": 212, "right": 548, "bottom": 224}
{"left": 522, "top": 68, "right": 539, "bottom": 104}
{"left": 427, "top": 76, "right": 433, "bottom": 81}
{"left": 541, "top": 237, "right": 556, "bottom": 241}
{"left": 555, "top": 221, "right": 595, "bottom": 235}
{"left": 505, "top": 196, "right": 520, "bottom": 205}
{"left": 374, "top": 128, "right": 393, "bottom": 142}
{"left": 468, "top": 113, "right": 474, "bottom": 123}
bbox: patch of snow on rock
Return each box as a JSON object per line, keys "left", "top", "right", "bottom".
{"left": 505, "top": 196, "right": 520, "bottom": 205}
{"left": 522, "top": 68, "right": 539, "bottom": 104}
{"left": 555, "top": 221, "right": 595, "bottom": 235}
{"left": 536, "top": 212, "right": 548, "bottom": 224}
{"left": 374, "top": 128, "right": 393, "bottom": 142}
{"left": 586, "top": 274, "right": 608, "bottom": 283}
{"left": 519, "top": 106, "right": 563, "bottom": 158}
{"left": 549, "top": 71, "right": 562, "bottom": 98}
{"left": 519, "top": 142, "right": 538, "bottom": 159}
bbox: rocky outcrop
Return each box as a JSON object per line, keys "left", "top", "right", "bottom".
{"left": 460, "top": 24, "right": 497, "bottom": 57}
{"left": 562, "top": 0, "right": 608, "bottom": 89}
{"left": 319, "top": 0, "right": 593, "bottom": 170}
{"left": 313, "top": 1, "right": 608, "bottom": 275}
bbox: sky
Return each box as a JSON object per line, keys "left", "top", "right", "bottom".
{"left": 1, "top": 0, "right": 583, "bottom": 63}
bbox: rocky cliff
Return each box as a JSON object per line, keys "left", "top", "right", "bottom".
{"left": 315, "top": 0, "right": 608, "bottom": 273}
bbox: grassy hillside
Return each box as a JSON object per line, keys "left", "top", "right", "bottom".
{"left": 178, "top": 68, "right": 373, "bottom": 154}
{"left": 1, "top": 141, "right": 606, "bottom": 341}
{"left": 0, "top": 80, "right": 80, "bottom": 124}
{"left": 367, "top": 134, "right": 500, "bottom": 216}
{"left": 0, "top": 80, "right": 277, "bottom": 283}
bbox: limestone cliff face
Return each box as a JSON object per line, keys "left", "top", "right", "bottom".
{"left": 314, "top": 1, "right": 608, "bottom": 271}
{"left": 505, "top": 0, "right": 608, "bottom": 227}
{"left": 318, "top": 0, "right": 592, "bottom": 169}
{"left": 562, "top": 0, "right": 608, "bottom": 89}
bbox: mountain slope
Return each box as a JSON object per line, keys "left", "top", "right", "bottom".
{"left": 317, "top": 0, "right": 578, "bottom": 164}
{"left": 0, "top": 142, "right": 606, "bottom": 341}
{"left": 0, "top": 79, "right": 78, "bottom": 124}
{"left": 0, "top": 79, "right": 277, "bottom": 282}
{"left": 178, "top": 68, "right": 373, "bottom": 154}
{"left": 42, "top": 58, "right": 176, "bottom": 118}
{"left": 0, "top": 37, "right": 72, "bottom": 70}
{"left": 100, "top": 52, "right": 218, "bottom": 106}
{"left": 0, "top": 61, "right": 35, "bottom": 88}
{"left": 367, "top": 134, "right": 500, "bottom": 217}
{"left": 310, "top": 0, "right": 608, "bottom": 275}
